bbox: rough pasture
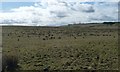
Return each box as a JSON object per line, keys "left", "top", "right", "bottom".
{"left": 2, "top": 24, "right": 118, "bottom": 71}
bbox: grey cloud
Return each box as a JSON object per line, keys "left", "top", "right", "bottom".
{"left": 82, "top": 6, "right": 95, "bottom": 13}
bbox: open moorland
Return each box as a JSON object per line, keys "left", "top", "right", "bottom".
{"left": 2, "top": 23, "right": 119, "bottom": 71}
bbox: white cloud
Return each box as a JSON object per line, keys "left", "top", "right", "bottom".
{"left": 0, "top": 0, "right": 118, "bottom": 26}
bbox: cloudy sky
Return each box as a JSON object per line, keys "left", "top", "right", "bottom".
{"left": 0, "top": 0, "right": 119, "bottom": 26}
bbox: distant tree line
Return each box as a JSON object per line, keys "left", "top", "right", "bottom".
{"left": 67, "top": 22, "right": 120, "bottom": 26}
{"left": 103, "top": 22, "right": 120, "bottom": 25}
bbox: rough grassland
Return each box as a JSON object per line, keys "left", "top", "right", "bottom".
{"left": 2, "top": 24, "right": 118, "bottom": 71}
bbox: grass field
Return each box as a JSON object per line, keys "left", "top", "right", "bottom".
{"left": 2, "top": 23, "right": 119, "bottom": 71}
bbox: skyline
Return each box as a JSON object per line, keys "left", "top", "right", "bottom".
{"left": 0, "top": 0, "right": 119, "bottom": 26}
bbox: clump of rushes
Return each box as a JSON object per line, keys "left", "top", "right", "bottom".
{"left": 2, "top": 52, "right": 19, "bottom": 72}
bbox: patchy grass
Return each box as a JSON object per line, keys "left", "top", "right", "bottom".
{"left": 2, "top": 24, "right": 118, "bottom": 71}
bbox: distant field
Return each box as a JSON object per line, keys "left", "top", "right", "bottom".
{"left": 2, "top": 24, "right": 119, "bottom": 71}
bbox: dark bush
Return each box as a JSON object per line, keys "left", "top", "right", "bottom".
{"left": 2, "top": 53, "right": 19, "bottom": 72}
